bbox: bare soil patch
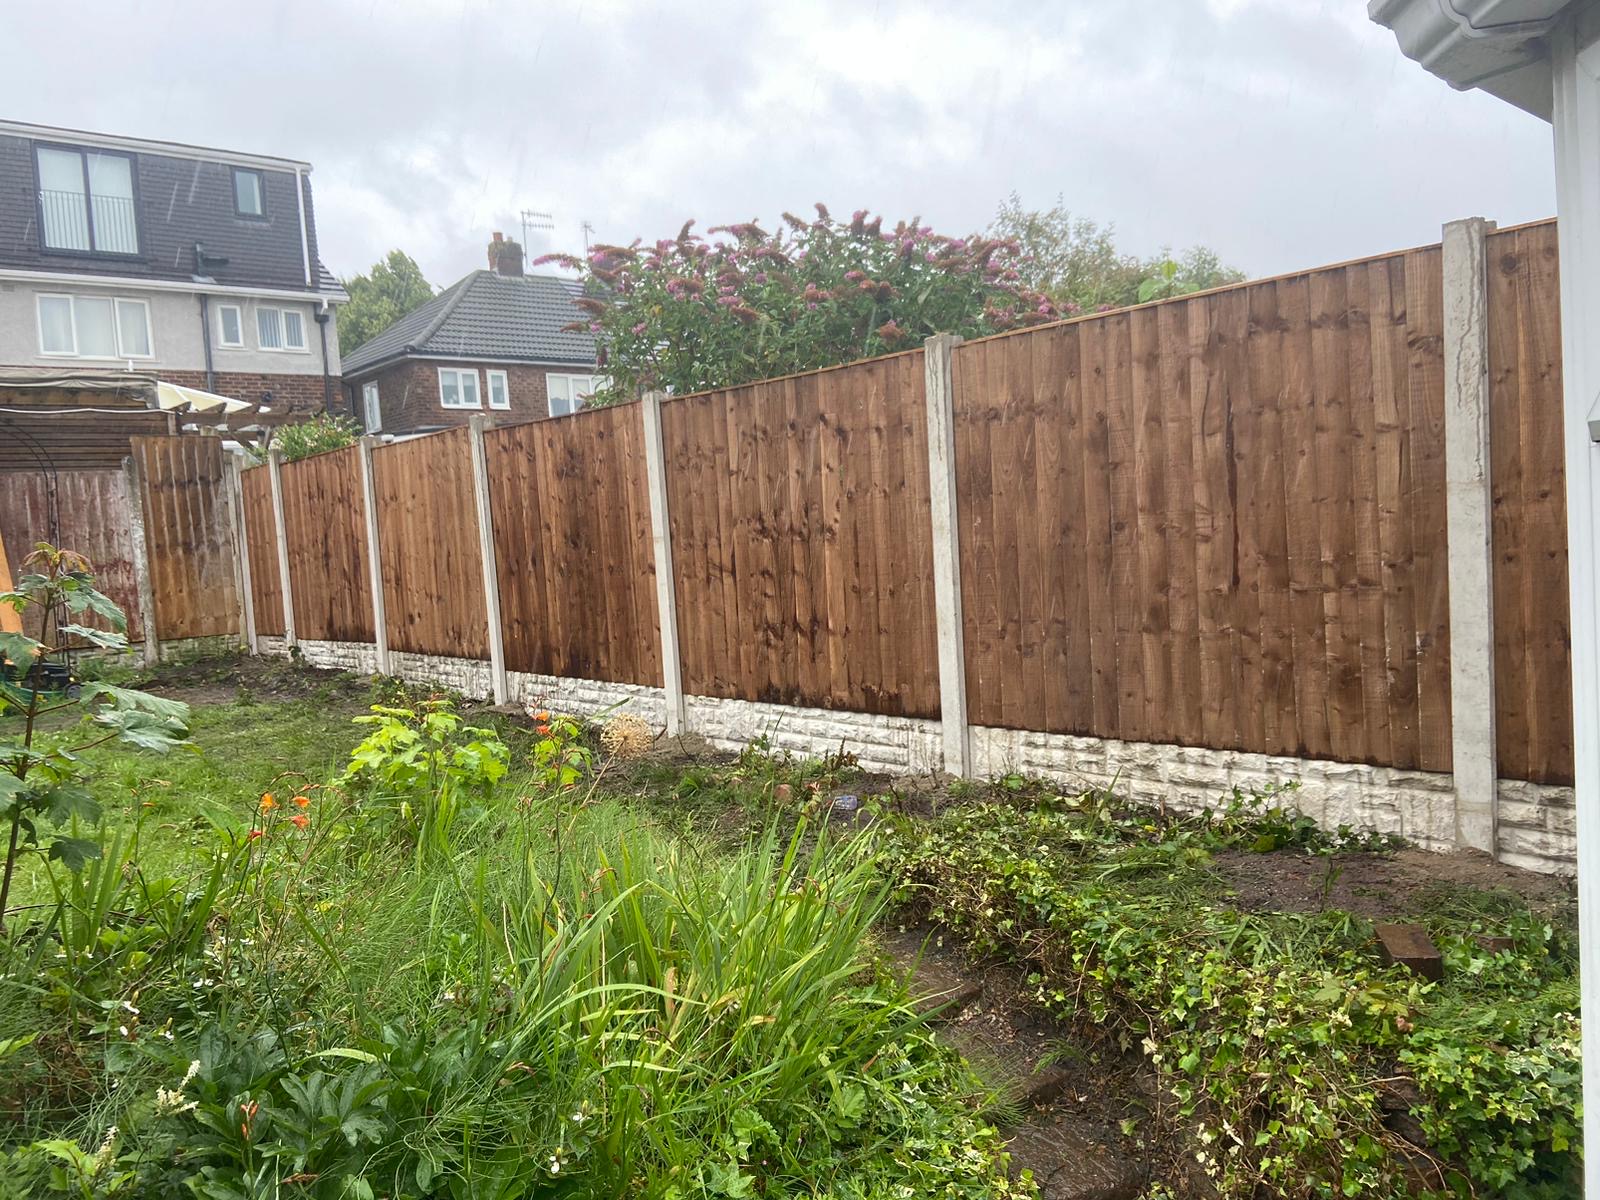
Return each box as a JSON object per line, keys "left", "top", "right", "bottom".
{"left": 1211, "top": 845, "right": 1572, "bottom": 919}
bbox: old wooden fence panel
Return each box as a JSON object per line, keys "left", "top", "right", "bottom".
{"left": 0, "top": 468, "right": 144, "bottom": 639}
{"left": 952, "top": 242, "right": 1457, "bottom": 774}
{"left": 278, "top": 444, "right": 374, "bottom": 644}
{"left": 240, "top": 463, "right": 284, "bottom": 637}
{"left": 130, "top": 436, "right": 237, "bottom": 640}
{"left": 371, "top": 429, "right": 488, "bottom": 660}
{"left": 660, "top": 351, "right": 940, "bottom": 716}
{"left": 485, "top": 404, "right": 661, "bottom": 685}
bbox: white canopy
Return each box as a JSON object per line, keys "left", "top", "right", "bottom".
{"left": 154, "top": 381, "right": 252, "bottom": 414}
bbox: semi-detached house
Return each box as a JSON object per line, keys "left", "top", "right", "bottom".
{"left": 341, "top": 232, "right": 602, "bottom": 436}
{"left": 0, "top": 120, "right": 346, "bottom": 413}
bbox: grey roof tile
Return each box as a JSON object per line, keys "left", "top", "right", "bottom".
{"left": 341, "top": 270, "right": 596, "bottom": 375}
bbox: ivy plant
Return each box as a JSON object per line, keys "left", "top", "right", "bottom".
{"left": 0, "top": 544, "right": 191, "bottom": 931}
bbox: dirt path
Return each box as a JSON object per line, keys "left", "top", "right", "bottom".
{"left": 882, "top": 926, "right": 1152, "bottom": 1200}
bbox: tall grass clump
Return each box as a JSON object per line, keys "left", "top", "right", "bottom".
{"left": 0, "top": 699, "right": 1021, "bottom": 1199}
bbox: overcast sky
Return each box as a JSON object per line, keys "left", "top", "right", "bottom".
{"left": 2, "top": 0, "right": 1557, "bottom": 289}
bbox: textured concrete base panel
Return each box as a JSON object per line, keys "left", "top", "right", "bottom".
{"left": 86, "top": 634, "right": 241, "bottom": 668}
{"left": 255, "top": 639, "right": 1576, "bottom": 875}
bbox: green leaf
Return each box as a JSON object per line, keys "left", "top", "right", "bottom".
{"left": 63, "top": 584, "right": 127, "bottom": 631}
{"left": 80, "top": 681, "right": 190, "bottom": 722}
{"left": 91, "top": 707, "right": 190, "bottom": 752}
{"left": 56, "top": 623, "right": 129, "bottom": 650}
{"left": 43, "top": 784, "right": 100, "bottom": 826}
{"left": 0, "top": 631, "right": 43, "bottom": 671}
{"left": 47, "top": 835, "right": 103, "bottom": 871}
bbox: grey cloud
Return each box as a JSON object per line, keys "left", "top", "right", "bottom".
{"left": 1, "top": 0, "right": 1554, "bottom": 287}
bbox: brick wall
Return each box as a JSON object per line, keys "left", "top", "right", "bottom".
{"left": 346, "top": 358, "right": 594, "bottom": 435}
{"left": 161, "top": 369, "right": 340, "bottom": 415}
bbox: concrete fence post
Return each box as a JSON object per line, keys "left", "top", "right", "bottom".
{"left": 641, "top": 391, "right": 687, "bottom": 736}
{"left": 266, "top": 448, "right": 296, "bottom": 650}
{"left": 1442, "top": 216, "right": 1499, "bottom": 855}
{"left": 467, "top": 415, "right": 509, "bottom": 705}
{"left": 122, "top": 451, "right": 160, "bottom": 667}
{"left": 923, "top": 332, "right": 972, "bottom": 777}
{"left": 221, "top": 451, "right": 257, "bottom": 655}
{"left": 356, "top": 436, "right": 390, "bottom": 676}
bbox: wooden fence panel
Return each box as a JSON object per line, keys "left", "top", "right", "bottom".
{"left": 130, "top": 436, "right": 237, "bottom": 640}
{"left": 661, "top": 352, "right": 939, "bottom": 716}
{"left": 954, "top": 245, "right": 1455, "bottom": 773}
{"left": 486, "top": 404, "right": 661, "bottom": 685}
{"left": 0, "top": 468, "right": 143, "bottom": 640}
{"left": 279, "top": 445, "right": 374, "bottom": 644}
{"left": 240, "top": 463, "right": 284, "bottom": 637}
{"left": 372, "top": 429, "right": 488, "bottom": 660}
{"left": 1487, "top": 220, "right": 1573, "bottom": 786}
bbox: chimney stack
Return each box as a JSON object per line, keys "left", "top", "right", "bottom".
{"left": 487, "top": 231, "right": 524, "bottom": 276}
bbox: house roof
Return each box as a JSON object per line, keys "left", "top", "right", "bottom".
{"left": 341, "top": 270, "right": 597, "bottom": 376}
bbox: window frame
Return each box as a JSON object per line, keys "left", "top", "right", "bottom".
{"left": 437, "top": 367, "right": 482, "bottom": 410}
{"left": 216, "top": 303, "right": 244, "bottom": 348}
{"left": 256, "top": 305, "right": 309, "bottom": 353}
{"left": 486, "top": 369, "right": 511, "bottom": 411}
{"left": 362, "top": 381, "right": 382, "bottom": 432}
{"left": 35, "top": 291, "right": 154, "bottom": 360}
{"left": 32, "top": 141, "right": 142, "bottom": 259}
{"left": 545, "top": 372, "right": 602, "bottom": 417}
{"left": 232, "top": 167, "right": 267, "bottom": 220}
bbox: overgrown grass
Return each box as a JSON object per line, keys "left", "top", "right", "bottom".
{"left": 880, "top": 785, "right": 1582, "bottom": 1199}
{"left": 0, "top": 682, "right": 1020, "bottom": 1199}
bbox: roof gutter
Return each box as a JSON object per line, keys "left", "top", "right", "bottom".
{"left": 0, "top": 267, "right": 344, "bottom": 305}
{"left": 1369, "top": 0, "right": 1571, "bottom": 117}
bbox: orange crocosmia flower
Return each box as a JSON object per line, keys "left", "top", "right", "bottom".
{"left": 248, "top": 829, "right": 264, "bottom": 840}
{"left": 537, "top": 723, "right": 552, "bottom": 735}
{"left": 289, "top": 813, "right": 310, "bottom": 830}
{"left": 292, "top": 795, "right": 310, "bottom": 809}
{"left": 260, "top": 793, "right": 277, "bottom": 811}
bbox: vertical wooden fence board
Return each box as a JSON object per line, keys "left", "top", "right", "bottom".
{"left": 130, "top": 437, "right": 238, "bottom": 640}
{"left": 371, "top": 429, "right": 488, "bottom": 661}
{"left": 1404, "top": 245, "right": 1453, "bottom": 773}
{"left": 240, "top": 464, "right": 284, "bottom": 637}
{"left": 277, "top": 445, "right": 373, "bottom": 644}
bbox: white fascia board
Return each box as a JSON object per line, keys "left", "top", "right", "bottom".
{"left": 0, "top": 120, "right": 313, "bottom": 172}
{"left": 1369, "top": 0, "right": 1569, "bottom": 118}
{"left": 0, "top": 267, "right": 342, "bottom": 305}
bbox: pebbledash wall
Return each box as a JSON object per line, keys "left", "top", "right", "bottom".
{"left": 260, "top": 635, "right": 1577, "bottom": 875}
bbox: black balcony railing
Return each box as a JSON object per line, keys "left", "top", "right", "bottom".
{"left": 40, "top": 189, "right": 137, "bottom": 255}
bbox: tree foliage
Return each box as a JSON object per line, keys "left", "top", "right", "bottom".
{"left": 990, "top": 192, "right": 1244, "bottom": 311}
{"left": 538, "top": 205, "right": 1064, "bottom": 402}
{"left": 338, "top": 250, "right": 435, "bottom": 356}
{"left": 249, "top": 413, "right": 359, "bottom": 464}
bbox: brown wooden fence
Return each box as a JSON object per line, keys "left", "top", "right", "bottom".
{"left": 0, "top": 469, "right": 146, "bottom": 639}
{"left": 130, "top": 437, "right": 238, "bottom": 640}
{"left": 661, "top": 352, "right": 939, "bottom": 715}
{"left": 485, "top": 404, "right": 660, "bottom": 685}
{"left": 279, "top": 445, "right": 373, "bottom": 644}
{"left": 235, "top": 219, "right": 1573, "bottom": 786}
{"left": 240, "top": 462, "right": 284, "bottom": 638}
{"left": 371, "top": 428, "right": 489, "bottom": 661}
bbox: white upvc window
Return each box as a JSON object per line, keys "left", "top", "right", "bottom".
{"left": 216, "top": 303, "right": 244, "bottom": 348}
{"left": 438, "top": 367, "right": 481, "bottom": 409}
{"left": 363, "top": 381, "right": 382, "bottom": 432}
{"left": 486, "top": 369, "right": 510, "bottom": 410}
{"left": 36, "top": 292, "right": 153, "bottom": 359}
{"left": 546, "top": 372, "right": 603, "bottom": 417}
{"left": 256, "top": 305, "right": 307, "bottom": 352}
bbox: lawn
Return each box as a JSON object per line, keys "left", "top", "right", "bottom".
{"left": 0, "top": 654, "right": 1582, "bottom": 1199}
